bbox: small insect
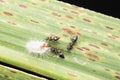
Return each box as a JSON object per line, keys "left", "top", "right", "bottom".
{"left": 50, "top": 47, "right": 65, "bottom": 58}
{"left": 71, "top": 35, "right": 78, "bottom": 44}
{"left": 67, "top": 42, "right": 73, "bottom": 51}
{"left": 59, "top": 53, "right": 65, "bottom": 58}
{"left": 67, "top": 35, "right": 78, "bottom": 51}
{"left": 45, "top": 35, "right": 60, "bottom": 41}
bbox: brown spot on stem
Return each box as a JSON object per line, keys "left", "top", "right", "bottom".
{"left": 0, "top": 0, "right": 4, "bottom": 2}
{"left": 4, "top": 75, "right": 9, "bottom": 78}
{"left": 115, "top": 72, "right": 120, "bottom": 80}
{"left": 115, "top": 72, "right": 120, "bottom": 75}
{"left": 77, "top": 47, "right": 84, "bottom": 51}
{"left": 118, "top": 54, "right": 120, "bottom": 57}
{"left": 19, "top": 4, "right": 27, "bottom": 8}
{"left": 63, "top": 8, "right": 68, "bottom": 11}
{"left": 83, "top": 18, "right": 91, "bottom": 23}
{"left": 65, "top": 15, "right": 74, "bottom": 19}
{"left": 7, "top": 21, "right": 16, "bottom": 25}
{"left": 77, "top": 47, "right": 90, "bottom": 51}
{"left": 89, "top": 44, "right": 100, "bottom": 49}
{"left": 70, "top": 26, "right": 76, "bottom": 29}
{"left": 108, "top": 35, "right": 120, "bottom": 39}
{"left": 71, "top": 11, "right": 79, "bottom": 14}
{"left": 89, "top": 58, "right": 96, "bottom": 61}
{"left": 112, "top": 35, "right": 120, "bottom": 38}
{"left": 62, "top": 28, "right": 74, "bottom": 35}
{"left": 93, "top": 70, "right": 96, "bottom": 72}
{"left": 92, "top": 31, "right": 97, "bottom": 34}
{"left": 74, "top": 28, "right": 81, "bottom": 35}
{"left": 82, "top": 47, "right": 90, "bottom": 51}
{"left": 52, "top": 12, "right": 61, "bottom": 17}
{"left": 101, "top": 42, "right": 108, "bottom": 46}
{"left": 30, "top": 19, "right": 39, "bottom": 23}
{"left": 105, "top": 68, "right": 110, "bottom": 71}
{"left": 108, "top": 35, "right": 115, "bottom": 39}
{"left": 85, "top": 52, "right": 99, "bottom": 61}
{"left": 62, "top": 34, "right": 68, "bottom": 37}
{"left": 88, "top": 13, "right": 93, "bottom": 16}
{"left": 3, "top": 11, "right": 13, "bottom": 16}
{"left": 59, "top": 22, "right": 63, "bottom": 25}
{"left": 105, "top": 26, "right": 114, "bottom": 30}
{"left": 10, "top": 70, "right": 17, "bottom": 73}
{"left": 67, "top": 72, "right": 77, "bottom": 77}
{"left": 115, "top": 76, "right": 120, "bottom": 80}
{"left": 32, "top": 2, "right": 37, "bottom": 5}
{"left": 40, "top": 0, "right": 46, "bottom": 1}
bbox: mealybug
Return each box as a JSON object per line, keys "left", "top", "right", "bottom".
{"left": 26, "top": 40, "right": 50, "bottom": 55}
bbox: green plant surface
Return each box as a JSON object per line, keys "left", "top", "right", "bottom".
{"left": 0, "top": 64, "right": 46, "bottom": 80}
{"left": 0, "top": 0, "right": 120, "bottom": 80}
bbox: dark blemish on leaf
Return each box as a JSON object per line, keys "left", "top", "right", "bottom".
{"left": 101, "top": 42, "right": 108, "bottom": 46}
{"left": 10, "top": 70, "right": 17, "bottom": 73}
{"left": 70, "top": 26, "right": 76, "bottom": 29}
{"left": 92, "top": 31, "right": 97, "bottom": 34}
{"left": 62, "top": 28, "right": 74, "bottom": 35}
{"left": 115, "top": 76, "right": 120, "bottom": 80}
{"left": 89, "top": 58, "right": 95, "bottom": 61}
{"left": 19, "top": 4, "right": 27, "bottom": 8}
{"left": 77, "top": 32, "right": 80, "bottom": 35}
{"left": 83, "top": 18, "right": 91, "bottom": 23}
{"left": 74, "top": 28, "right": 80, "bottom": 35}
{"left": 115, "top": 72, "right": 120, "bottom": 75}
{"left": 93, "top": 70, "right": 96, "bottom": 72}
{"left": 71, "top": 11, "right": 79, "bottom": 14}
{"left": 32, "top": 2, "right": 37, "bottom": 5}
{"left": 63, "top": 8, "right": 68, "bottom": 11}
{"left": 118, "top": 54, "right": 120, "bottom": 57}
{"left": 0, "top": 0, "right": 4, "bottom": 2}
{"left": 82, "top": 47, "right": 90, "bottom": 51}
{"left": 105, "top": 26, "right": 113, "bottom": 30}
{"left": 3, "top": 11, "right": 13, "bottom": 16}
{"left": 4, "top": 75, "right": 9, "bottom": 78}
{"left": 89, "top": 44, "right": 100, "bottom": 49}
{"left": 52, "top": 12, "right": 61, "bottom": 17}
{"left": 115, "top": 72, "right": 120, "bottom": 80}
{"left": 30, "top": 19, "right": 39, "bottom": 23}
{"left": 112, "top": 35, "right": 120, "bottom": 38}
{"left": 105, "top": 26, "right": 114, "bottom": 30}
{"left": 40, "top": 0, "right": 46, "bottom": 1}
{"left": 77, "top": 47, "right": 90, "bottom": 51}
{"left": 108, "top": 35, "right": 115, "bottom": 39}
{"left": 59, "top": 22, "right": 63, "bottom": 25}
{"left": 62, "top": 34, "right": 68, "bottom": 37}
{"left": 7, "top": 21, "right": 16, "bottom": 25}
{"left": 77, "top": 47, "right": 83, "bottom": 51}
{"left": 86, "top": 53, "right": 99, "bottom": 61}
{"left": 105, "top": 68, "right": 110, "bottom": 71}
{"left": 67, "top": 72, "right": 77, "bottom": 77}
{"left": 88, "top": 13, "right": 93, "bottom": 16}
{"left": 65, "top": 15, "right": 74, "bottom": 19}
{"left": 108, "top": 35, "right": 120, "bottom": 39}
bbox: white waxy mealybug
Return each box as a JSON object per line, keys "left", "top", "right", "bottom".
{"left": 25, "top": 40, "right": 50, "bottom": 55}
